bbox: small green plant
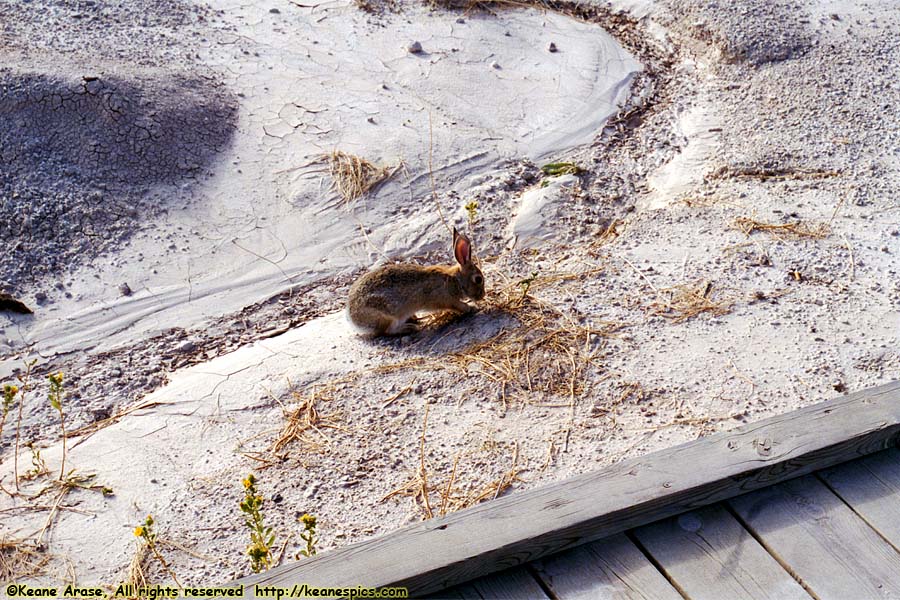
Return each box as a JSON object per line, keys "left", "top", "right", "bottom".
{"left": 240, "top": 474, "right": 275, "bottom": 573}
{"left": 22, "top": 443, "right": 49, "bottom": 481}
{"left": 518, "top": 271, "right": 539, "bottom": 300}
{"left": 464, "top": 200, "right": 479, "bottom": 226}
{"left": 297, "top": 513, "right": 318, "bottom": 559}
{"left": 1, "top": 383, "right": 17, "bottom": 439}
{"left": 10, "top": 359, "right": 36, "bottom": 490}
{"left": 47, "top": 372, "right": 67, "bottom": 481}
{"left": 134, "top": 514, "right": 182, "bottom": 588}
{"left": 540, "top": 162, "right": 582, "bottom": 177}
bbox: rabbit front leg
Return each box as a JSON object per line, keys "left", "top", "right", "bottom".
{"left": 449, "top": 299, "right": 475, "bottom": 314}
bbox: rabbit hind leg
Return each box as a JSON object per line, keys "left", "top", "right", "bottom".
{"left": 349, "top": 306, "right": 397, "bottom": 337}
{"left": 386, "top": 317, "right": 419, "bottom": 336}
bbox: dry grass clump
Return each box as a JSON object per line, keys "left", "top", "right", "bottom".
{"left": 383, "top": 407, "right": 524, "bottom": 520}
{"left": 271, "top": 380, "right": 350, "bottom": 454}
{"left": 122, "top": 542, "right": 150, "bottom": 597}
{"left": 440, "top": 443, "right": 523, "bottom": 514}
{"left": 0, "top": 537, "right": 51, "bottom": 582}
{"left": 327, "top": 150, "right": 397, "bottom": 203}
{"left": 677, "top": 195, "right": 724, "bottom": 208}
{"left": 648, "top": 280, "right": 734, "bottom": 323}
{"left": 733, "top": 216, "right": 830, "bottom": 240}
{"left": 590, "top": 381, "right": 646, "bottom": 421}
{"left": 710, "top": 165, "right": 840, "bottom": 182}
{"left": 593, "top": 219, "right": 624, "bottom": 246}
{"left": 437, "top": 268, "right": 623, "bottom": 407}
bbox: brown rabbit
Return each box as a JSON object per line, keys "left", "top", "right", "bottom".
{"left": 347, "top": 229, "right": 485, "bottom": 336}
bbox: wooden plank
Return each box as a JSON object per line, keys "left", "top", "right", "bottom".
{"left": 531, "top": 532, "right": 681, "bottom": 600}
{"left": 729, "top": 474, "right": 900, "bottom": 599}
{"left": 633, "top": 504, "right": 808, "bottom": 600}
{"left": 234, "top": 381, "right": 900, "bottom": 597}
{"left": 434, "top": 566, "right": 548, "bottom": 599}
{"left": 818, "top": 447, "right": 900, "bottom": 549}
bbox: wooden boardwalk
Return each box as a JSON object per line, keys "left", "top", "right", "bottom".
{"left": 235, "top": 381, "right": 900, "bottom": 599}
{"left": 437, "top": 446, "right": 900, "bottom": 599}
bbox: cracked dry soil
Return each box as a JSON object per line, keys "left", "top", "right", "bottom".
{"left": 1, "top": 0, "right": 899, "bottom": 589}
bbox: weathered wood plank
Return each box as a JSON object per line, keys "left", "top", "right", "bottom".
{"left": 531, "top": 532, "right": 681, "bottom": 600}
{"left": 633, "top": 504, "right": 808, "bottom": 600}
{"left": 729, "top": 474, "right": 900, "bottom": 599}
{"left": 434, "top": 566, "right": 548, "bottom": 599}
{"left": 234, "top": 381, "right": 900, "bottom": 597}
{"left": 818, "top": 447, "right": 900, "bottom": 550}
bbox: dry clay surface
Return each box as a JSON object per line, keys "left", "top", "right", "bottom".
{"left": 1, "top": 0, "right": 900, "bottom": 588}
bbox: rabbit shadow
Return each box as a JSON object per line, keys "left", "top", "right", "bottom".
{"left": 369, "top": 305, "right": 521, "bottom": 358}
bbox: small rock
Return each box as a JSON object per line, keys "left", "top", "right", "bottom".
{"left": 34, "top": 291, "right": 48, "bottom": 305}
{"left": 491, "top": 61, "right": 501, "bottom": 69}
{"left": 407, "top": 41, "right": 423, "bottom": 54}
{"left": 118, "top": 283, "right": 133, "bottom": 297}
{"left": 269, "top": 7, "right": 280, "bottom": 13}
{"left": 548, "top": 42, "right": 558, "bottom": 53}
{"left": 175, "top": 340, "right": 196, "bottom": 354}
{"left": 304, "top": 484, "right": 319, "bottom": 499}
{"left": 271, "top": 492, "right": 283, "bottom": 503}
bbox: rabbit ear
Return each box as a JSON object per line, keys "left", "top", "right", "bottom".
{"left": 453, "top": 229, "right": 472, "bottom": 266}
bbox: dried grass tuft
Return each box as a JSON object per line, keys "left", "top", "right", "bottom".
{"left": 437, "top": 268, "right": 624, "bottom": 407}
{"left": 0, "top": 537, "right": 51, "bottom": 582}
{"left": 648, "top": 280, "right": 733, "bottom": 323}
{"left": 271, "top": 381, "right": 350, "bottom": 454}
{"left": 123, "top": 542, "right": 149, "bottom": 597}
{"left": 383, "top": 411, "right": 524, "bottom": 521}
{"left": 327, "top": 150, "right": 396, "bottom": 203}
{"left": 733, "top": 216, "right": 829, "bottom": 240}
{"left": 438, "top": 442, "right": 523, "bottom": 514}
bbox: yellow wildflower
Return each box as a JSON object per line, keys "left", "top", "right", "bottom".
{"left": 300, "top": 513, "right": 316, "bottom": 528}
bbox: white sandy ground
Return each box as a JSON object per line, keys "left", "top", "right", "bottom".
{"left": 0, "top": 1, "right": 638, "bottom": 361}
{"left": 2, "top": 0, "right": 900, "bottom": 589}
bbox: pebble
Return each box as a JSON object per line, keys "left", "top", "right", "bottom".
{"left": 548, "top": 42, "right": 558, "bottom": 53}
{"left": 407, "top": 41, "right": 423, "bottom": 54}
{"left": 269, "top": 7, "right": 280, "bottom": 13}
{"left": 491, "top": 61, "right": 501, "bottom": 69}
{"left": 118, "top": 282, "right": 133, "bottom": 297}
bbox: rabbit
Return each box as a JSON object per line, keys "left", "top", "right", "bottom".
{"left": 347, "top": 228, "right": 485, "bottom": 336}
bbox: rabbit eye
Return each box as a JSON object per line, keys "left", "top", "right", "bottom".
{"left": 474, "top": 275, "right": 483, "bottom": 285}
